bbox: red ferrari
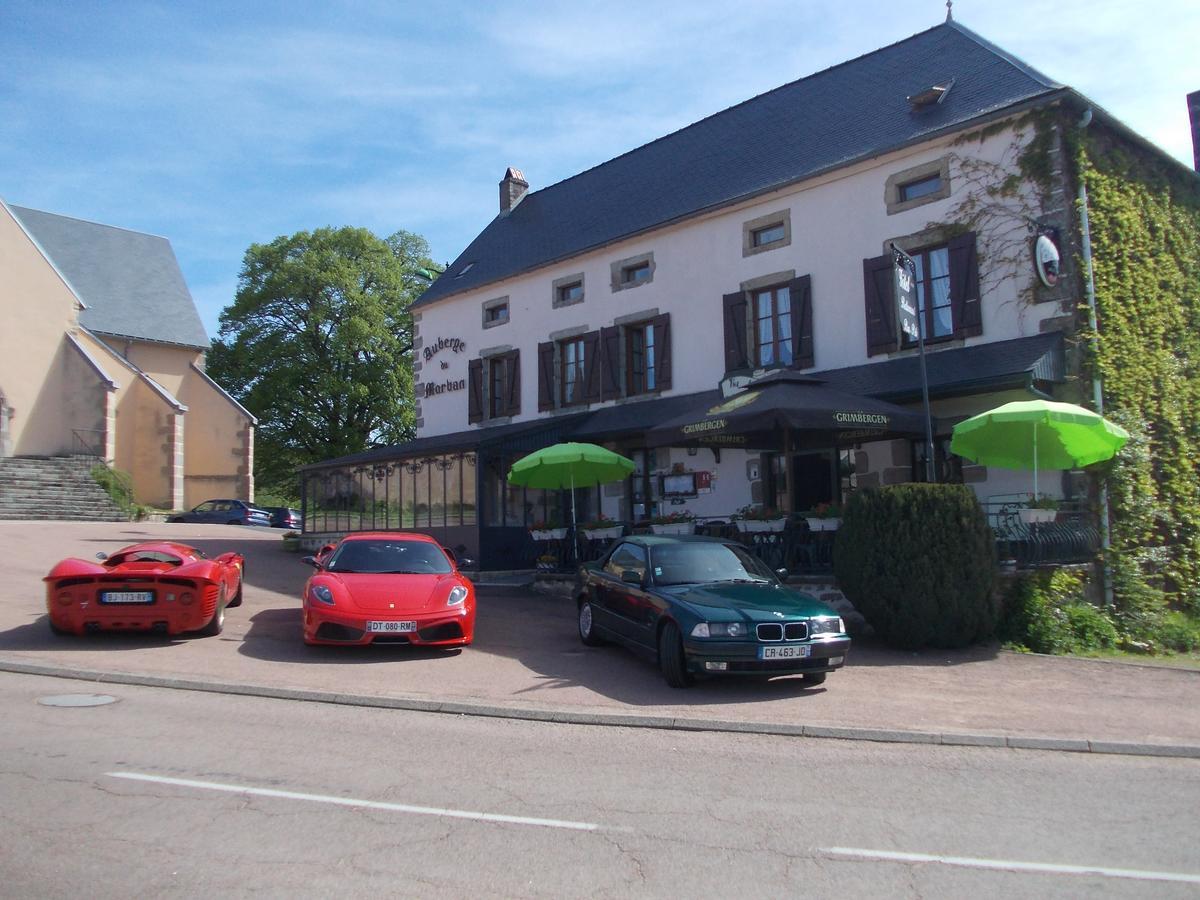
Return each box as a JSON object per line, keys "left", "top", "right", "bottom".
{"left": 44, "top": 541, "right": 244, "bottom": 637}
{"left": 301, "top": 532, "right": 475, "bottom": 647}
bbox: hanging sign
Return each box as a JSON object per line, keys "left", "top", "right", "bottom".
{"left": 892, "top": 245, "right": 920, "bottom": 344}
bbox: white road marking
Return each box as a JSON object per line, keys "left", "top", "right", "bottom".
{"left": 821, "top": 846, "right": 1200, "bottom": 885}
{"left": 107, "top": 771, "right": 620, "bottom": 832}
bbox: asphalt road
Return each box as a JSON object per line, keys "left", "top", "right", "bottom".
{"left": 1, "top": 521, "right": 1198, "bottom": 751}
{"left": 1, "top": 671, "right": 1197, "bottom": 899}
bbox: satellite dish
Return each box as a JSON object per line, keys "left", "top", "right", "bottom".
{"left": 1035, "top": 232, "right": 1060, "bottom": 288}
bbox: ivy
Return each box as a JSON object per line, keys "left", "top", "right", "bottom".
{"left": 1077, "top": 132, "right": 1200, "bottom": 614}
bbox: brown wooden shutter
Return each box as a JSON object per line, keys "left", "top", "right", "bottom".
{"left": 504, "top": 350, "right": 521, "bottom": 416}
{"left": 788, "top": 274, "right": 814, "bottom": 369}
{"left": 723, "top": 291, "right": 749, "bottom": 372}
{"left": 537, "top": 341, "right": 555, "bottom": 411}
{"left": 651, "top": 313, "right": 672, "bottom": 390}
{"left": 948, "top": 231, "right": 982, "bottom": 338}
{"left": 600, "top": 326, "right": 621, "bottom": 401}
{"left": 582, "top": 330, "right": 601, "bottom": 402}
{"left": 467, "top": 358, "right": 483, "bottom": 423}
{"left": 863, "top": 254, "right": 897, "bottom": 357}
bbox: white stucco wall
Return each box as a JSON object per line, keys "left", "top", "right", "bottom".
{"left": 413, "top": 120, "right": 1056, "bottom": 440}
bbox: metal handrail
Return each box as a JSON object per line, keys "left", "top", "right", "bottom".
{"left": 70, "top": 428, "right": 105, "bottom": 458}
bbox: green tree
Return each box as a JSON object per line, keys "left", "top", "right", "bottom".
{"left": 207, "top": 226, "right": 435, "bottom": 496}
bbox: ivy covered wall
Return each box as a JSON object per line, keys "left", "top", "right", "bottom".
{"left": 1075, "top": 128, "right": 1200, "bottom": 615}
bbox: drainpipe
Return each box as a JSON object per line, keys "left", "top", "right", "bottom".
{"left": 1076, "top": 108, "right": 1114, "bottom": 606}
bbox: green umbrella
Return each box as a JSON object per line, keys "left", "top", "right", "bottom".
{"left": 950, "top": 399, "right": 1129, "bottom": 495}
{"left": 507, "top": 442, "right": 635, "bottom": 530}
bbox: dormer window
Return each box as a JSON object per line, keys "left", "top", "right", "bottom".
{"left": 899, "top": 174, "right": 943, "bottom": 202}
{"left": 752, "top": 223, "right": 786, "bottom": 247}
{"left": 907, "top": 79, "right": 954, "bottom": 108}
{"left": 610, "top": 251, "right": 655, "bottom": 292}
{"left": 482, "top": 296, "right": 509, "bottom": 329}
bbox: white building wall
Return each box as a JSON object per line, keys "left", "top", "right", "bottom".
{"left": 415, "top": 121, "right": 1053, "bottom": 441}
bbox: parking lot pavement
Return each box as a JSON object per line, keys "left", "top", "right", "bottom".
{"left": 2, "top": 521, "right": 1199, "bottom": 754}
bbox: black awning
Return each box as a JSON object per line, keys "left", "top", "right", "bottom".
{"left": 644, "top": 372, "right": 930, "bottom": 449}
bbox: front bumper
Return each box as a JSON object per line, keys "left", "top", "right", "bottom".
{"left": 303, "top": 605, "right": 475, "bottom": 646}
{"left": 682, "top": 635, "right": 851, "bottom": 676}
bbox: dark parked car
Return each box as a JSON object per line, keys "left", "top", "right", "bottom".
{"left": 168, "top": 499, "right": 272, "bottom": 527}
{"left": 263, "top": 506, "right": 303, "bottom": 529}
{"left": 575, "top": 535, "right": 850, "bottom": 687}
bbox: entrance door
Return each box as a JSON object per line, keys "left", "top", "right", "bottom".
{"left": 792, "top": 450, "right": 835, "bottom": 512}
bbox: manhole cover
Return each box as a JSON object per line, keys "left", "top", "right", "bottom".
{"left": 38, "top": 694, "right": 119, "bottom": 708}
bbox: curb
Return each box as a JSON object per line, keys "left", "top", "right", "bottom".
{"left": 3, "top": 658, "right": 1198, "bottom": 760}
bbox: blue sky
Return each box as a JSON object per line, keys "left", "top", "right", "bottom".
{"left": 4, "top": 1, "right": 1197, "bottom": 340}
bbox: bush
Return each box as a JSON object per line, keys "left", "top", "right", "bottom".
{"left": 998, "top": 569, "right": 1119, "bottom": 654}
{"left": 833, "top": 484, "right": 997, "bottom": 649}
{"left": 90, "top": 463, "right": 150, "bottom": 520}
{"left": 1158, "top": 611, "right": 1200, "bottom": 653}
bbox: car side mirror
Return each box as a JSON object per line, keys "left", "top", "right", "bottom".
{"left": 776, "top": 567, "right": 789, "bottom": 581}
{"left": 301, "top": 555, "right": 322, "bottom": 569}
{"left": 621, "top": 569, "right": 644, "bottom": 586}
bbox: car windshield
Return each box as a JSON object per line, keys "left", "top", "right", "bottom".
{"left": 327, "top": 539, "right": 453, "bottom": 575}
{"left": 649, "top": 542, "right": 775, "bottom": 586}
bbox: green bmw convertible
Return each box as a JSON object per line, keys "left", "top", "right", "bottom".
{"left": 575, "top": 534, "right": 850, "bottom": 688}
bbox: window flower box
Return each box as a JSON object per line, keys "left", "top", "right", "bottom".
{"left": 805, "top": 517, "right": 841, "bottom": 532}
{"left": 736, "top": 518, "right": 787, "bottom": 534}
{"left": 650, "top": 522, "right": 693, "bottom": 536}
{"left": 582, "top": 526, "right": 623, "bottom": 541}
{"left": 1019, "top": 508, "right": 1056, "bottom": 525}
{"left": 530, "top": 527, "right": 568, "bottom": 541}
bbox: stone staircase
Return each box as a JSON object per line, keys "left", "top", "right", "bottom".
{"left": 0, "top": 456, "right": 128, "bottom": 521}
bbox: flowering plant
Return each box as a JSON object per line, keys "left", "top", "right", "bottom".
{"left": 733, "top": 505, "right": 783, "bottom": 521}
{"left": 529, "top": 517, "right": 562, "bottom": 531}
{"left": 581, "top": 513, "right": 618, "bottom": 530}
{"left": 648, "top": 509, "right": 695, "bottom": 525}
{"left": 802, "top": 502, "right": 842, "bottom": 519}
{"left": 1026, "top": 494, "right": 1059, "bottom": 510}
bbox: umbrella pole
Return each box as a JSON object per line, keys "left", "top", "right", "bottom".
{"left": 571, "top": 472, "right": 578, "bottom": 563}
{"left": 1033, "top": 424, "right": 1038, "bottom": 498}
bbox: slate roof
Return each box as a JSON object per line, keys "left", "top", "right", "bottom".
{"left": 415, "top": 20, "right": 1062, "bottom": 308}
{"left": 9, "top": 204, "right": 210, "bottom": 348}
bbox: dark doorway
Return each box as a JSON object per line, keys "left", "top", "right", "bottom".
{"left": 792, "top": 450, "right": 836, "bottom": 512}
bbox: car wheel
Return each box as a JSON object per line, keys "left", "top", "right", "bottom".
{"left": 658, "top": 621, "right": 693, "bottom": 688}
{"left": 577, "top": 600, "right": 605, "bottom": 647}
{"left": 198, "top": 587, "right": 226, "bottom": 637}
{"left": 802, "top": 672, "right": 827, "bottom": 686}
{"left": 227, "top": 572, "right": 244, "bottom": 608}
{"left": 226, "top": 520, "right": 242, "bottom": 525}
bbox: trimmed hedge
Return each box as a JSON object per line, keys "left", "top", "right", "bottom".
{"left": 833, "top": 484, "right": 998, "bottom": 649}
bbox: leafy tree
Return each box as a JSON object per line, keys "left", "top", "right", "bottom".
{"left": 207, "top": 226, "right": 436, "bottom": 496}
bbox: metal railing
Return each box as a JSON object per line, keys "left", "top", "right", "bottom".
{"left": 983, "top": 494, "right": 1100, "bottom": 567}
{"left": 70, "top": 429, "right": 106, "bottom": 459}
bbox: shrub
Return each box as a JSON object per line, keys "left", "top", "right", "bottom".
{"left": 998, "top": 569, "right": 1119, "bottom": 654}
{"left": 91, "top": 463, "right": 149, "bottom": 520}
{"left": 833, "top": 484, "right": 997, "bottom": 649}
{"left": 1158, "top": 611, "right": 1200, "bottom": 653}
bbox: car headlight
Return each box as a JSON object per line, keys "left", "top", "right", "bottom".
{"left": 447, "top": 586, "right": 468, "bottom": 607}
{"left": 809, "top": 616, "right": 844, "bottom": 635}
{"left": 310, "top": 584, "right": 335, "bottom": 605}
{"left": 690, "top": 621, "right": 748, "bottom": 638}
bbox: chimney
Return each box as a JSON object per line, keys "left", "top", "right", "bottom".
{"left": 1189, "top": 90, "right": 1200, "bottom": 172}
{"left": 500, "top": 167, "right": 528, "bottom": 214}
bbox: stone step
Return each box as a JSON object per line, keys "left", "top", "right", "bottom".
{"left": 0, "top": 455, "right": 128, "bottom": 522}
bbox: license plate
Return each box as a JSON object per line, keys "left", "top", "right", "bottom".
{"left": 100, "top": 591, "right": 154, "bottom": 604}
{"left": 758, "top": 644, "right": 811, "bottom": 660}
{"left": 367, "top": 620, "right": 417, "bottom": 633}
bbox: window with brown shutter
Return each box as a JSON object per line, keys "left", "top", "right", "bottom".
{"left": 468, "top": 358, "right": 483, "bottom": 423}
{"left": 788, "top": 274, "right": 814, "bottom": 369}
{"left": 722, "top": 291, "right": 750, "bottom": 372}
{"left": 582, "top": 330, "right": 601, "bottom": 402}
{"left": 863, "top": 254, "right": 898, "bottom": 357}
{"left": 503, "top": 350, "right": 521, "bottom": 416}
{"left": 599, "top": 326, "right": 621, "bottom": 401}
{"left": 537, "top": 341, "right": 555, "bottom": 411}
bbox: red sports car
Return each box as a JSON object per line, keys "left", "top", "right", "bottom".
{"left": 301, "top": 532, "right": 475, "bottom": 647}
{"left": 44, "top": 541, "right": 244, "bottom": 637}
